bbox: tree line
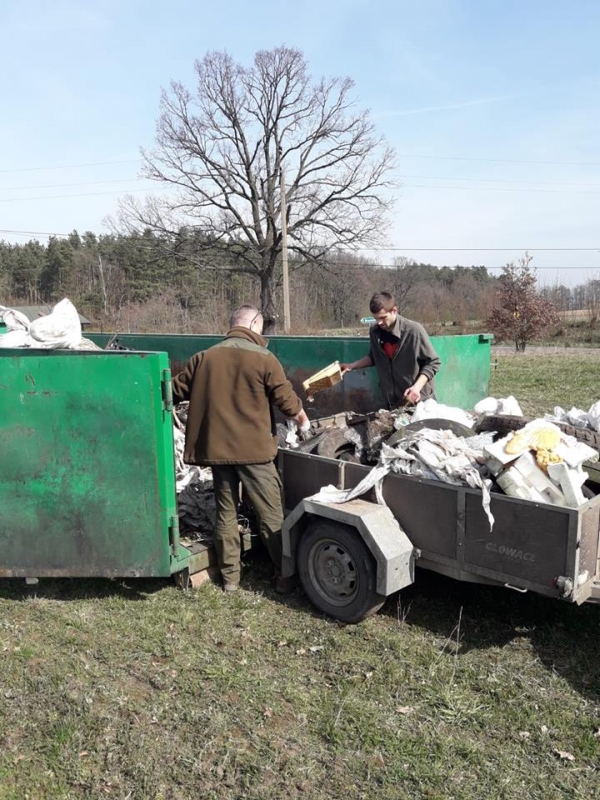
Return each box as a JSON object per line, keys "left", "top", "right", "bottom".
{"left": 1, "top": 232, "right": 597, "bottom": 337}
{"left": 0, "top": 231, "right": 493, "bottom": 332}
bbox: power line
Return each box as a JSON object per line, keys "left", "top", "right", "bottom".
{"left": 404, "top": 183, "right": 600, "bottom": 194}
{"left": 0, "top": 178, "right": 145, "bottom": 192}
{"left": 401, "top": 174, "right": 600, "bottom": 188}
{"left": 0, "top": 159, "right": 140, "bottom": 174}
{"left": 354, "top": 247, "right": 600, "bottom": 252}
{"left": 0, "top": 233, "right": 596, "bottom": 272}
{"left": 397, "top": 153, "right": 600, "bottom": 167}
{"left": 0, "top": 186, "right": 164, "bottom": 203}
{"left": 1, "top": 173, "right": 597, "bottom": 194}
{"left": 1, "top": 228, "right": 599, "bottom": 253}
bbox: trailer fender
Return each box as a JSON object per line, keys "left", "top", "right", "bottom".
{"left": 282, "top": 497, "right": 415, "bottom": 596}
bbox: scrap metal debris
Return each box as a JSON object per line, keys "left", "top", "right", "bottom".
{"left": 173, "top": 403, "right": 216, "bottom": 540}
{"left": 313, "top": 428, "right": 496, "bottom": 529}
{"left": 173, "top": 402, "right": 250, "bottom": 542}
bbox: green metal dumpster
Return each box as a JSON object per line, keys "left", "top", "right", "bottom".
{"left": 0, "top": 348, "right": 195, "bottom": 579}
{"left": 89, "top": 333, "right": 493, "bottom": 415}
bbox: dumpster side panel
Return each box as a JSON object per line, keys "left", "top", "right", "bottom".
{"left": 89, "top": 332, "right": 491, "bottom": 412}
{"left": 0, "top": 350, "right": 176, "bottom": 577}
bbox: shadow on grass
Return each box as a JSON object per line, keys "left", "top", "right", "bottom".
{"left": 0, "top": 576, "right": 169, "bottom": 602}
{"left": 380, "top": 568, "right": 600, "bottom": 703}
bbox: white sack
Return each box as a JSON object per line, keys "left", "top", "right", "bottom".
{"left": 588, "top": 401, "right": 600, "bottom": 433}
{"left": 29, "top": 298, "right": 82, "bottom": 349}
{"left": 0, "top": 330, "right": 32, "bottom": 348}
{"left": 0, "top": 307, "right": 31, "bottom": 332}
{"left": 412, "top": 398, "right": 475, "bottom": 428}
{"left": 474, "top": 395, "right": 523, "bottom": 416}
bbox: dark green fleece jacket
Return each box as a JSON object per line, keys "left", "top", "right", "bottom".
{"left": 172, "top": 327, "right": 303, "bottom": 465}
{"left": 369, "top": 316, "right": 441, "bottom": 408}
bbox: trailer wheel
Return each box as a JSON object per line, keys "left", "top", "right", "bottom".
{"left": 297, "top": 520, "right": 385, "bottom": 623}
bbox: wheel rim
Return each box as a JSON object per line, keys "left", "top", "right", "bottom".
{"left": 306, "top": 537, "right": 359, "bottom": 607}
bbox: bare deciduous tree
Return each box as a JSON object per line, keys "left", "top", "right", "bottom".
{"left": 387, "top": 257, "right": 420, "bottom": 315}
{"left": 115, "top": 46, "right": 395, "bottom": 331}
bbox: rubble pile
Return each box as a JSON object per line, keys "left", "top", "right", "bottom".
{"left": 172, "top": 403, "right": 216, "bottom": 540}
{"left": 314, "top": 427, "right": 496, "bottom": 527}
{"left": 482, "top": 419, "right": 598, "bottom": 507}
{"left": 173, "top": 402, "right": 251, "bottom": 542}
{"left": 293, "top": 394, "right": 600, "bottom": 518}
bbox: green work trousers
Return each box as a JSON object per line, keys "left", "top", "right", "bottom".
{"left": 211, "top": 461, "right": 284, "bottom": 584}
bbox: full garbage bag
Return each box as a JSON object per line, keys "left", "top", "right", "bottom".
{"left": 29, "top": 298, "right": 81, "bottom": 349}
{"left": 0, "top": 330, "right": 32, "bottom": 348}
{"left": 0, "top": 298, "right": 86, "bottom": 349}
{"left": 0, "top": 307, "right": 31, "bottom": 332}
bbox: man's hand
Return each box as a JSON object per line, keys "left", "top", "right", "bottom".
{"left": 292, "top": 409, "right": 311, "bottom": 440}
{"left": 404, "top": 384, "right": 422, "bottom": 405}
{"left": 340, "top": 356, "right": 373, "bottom": 377}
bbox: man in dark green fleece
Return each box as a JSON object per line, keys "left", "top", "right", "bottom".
{"left": 173, "top": 305, "right": 310, "bottom": 593}
{"left": 341, "top": 291, "right": 440, "bottom": 409}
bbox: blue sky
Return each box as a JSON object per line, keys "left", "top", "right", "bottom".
{"left": 1, "top": 0, "right": 599, "bottom": 286}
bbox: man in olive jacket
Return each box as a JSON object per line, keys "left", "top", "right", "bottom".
{"left": 172, "top": 305, "right": 310, "bottom": 592}
{"left": 341, "top": 291, "right": 440, "bottom": 408}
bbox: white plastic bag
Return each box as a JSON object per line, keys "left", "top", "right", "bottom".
{"left": 0, "top": 330, "right": 32, "bottom": 348}
{"left": 587, "top": 401, "right": 600, "bottom": 433}
{"left": 412, "top": 398, "right": 475, "bottom": 428}
{"left": 29, "top": 298, "right": 82, "bottom": 349}
{"left": 0, "top": 307, "right": 31, "bottom": 332}
{"left": 474, "top": 395, "right": 523, "bottom": 416}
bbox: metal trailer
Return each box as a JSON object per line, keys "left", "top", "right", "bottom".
{"left": 279, "top": 449, "right": 600, "bottom": 623}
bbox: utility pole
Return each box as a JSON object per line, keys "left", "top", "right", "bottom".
{"left": 280, "top": 158, "right": 291, "bottom": 333}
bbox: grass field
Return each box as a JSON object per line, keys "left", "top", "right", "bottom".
{"left": 1, "top": 352, "right": 599, "bottom": 799}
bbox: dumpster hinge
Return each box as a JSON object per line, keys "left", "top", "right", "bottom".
{"left": 161, "top": 369, "right": 173, "bottom": 412}
{"left": 168, "top": 515, "right": 180, "bottom": 556}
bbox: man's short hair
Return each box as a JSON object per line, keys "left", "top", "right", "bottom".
{"left": 369, "top": 292, "right": 396, "bottom": 313}
{"left": 230, "top": 304, "right": 262, "bottom": 328}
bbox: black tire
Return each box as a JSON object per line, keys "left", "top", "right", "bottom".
{"left": 297, "top": 520, "right": 386, "bottom": 623}
{"left": 474, "top": 414, "right": 600, "bottom": 453}
{"left": 553, "top": 423, "right": 600, "bottom": 451}
{"left": 386, "top": 417, "right": 475, "bottom": 447}
{"left": 473, "top": 414, "right": 530, "bottom": 437}
{"left": 316, "top": 428, "right": 356, "bottom": 460}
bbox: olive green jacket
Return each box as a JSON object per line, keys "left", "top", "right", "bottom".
{"left": 172, "top": 327, "right": 302, "bottom": 465}
{"left": 369, "top": 316, "right": 441, "bottom": 408}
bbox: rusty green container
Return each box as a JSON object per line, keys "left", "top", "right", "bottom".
{"left": 89, "top": 332, "right": 493, "bottom": 414}
{"left": 0, "top": 349, "right": 189, "bottom": 578}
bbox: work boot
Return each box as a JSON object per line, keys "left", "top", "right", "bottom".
{"left": 274, "top": 574, "right": 297, "bottom": 595}
{"left": 222, "top": 581, "right": 239, "bottom": 593}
